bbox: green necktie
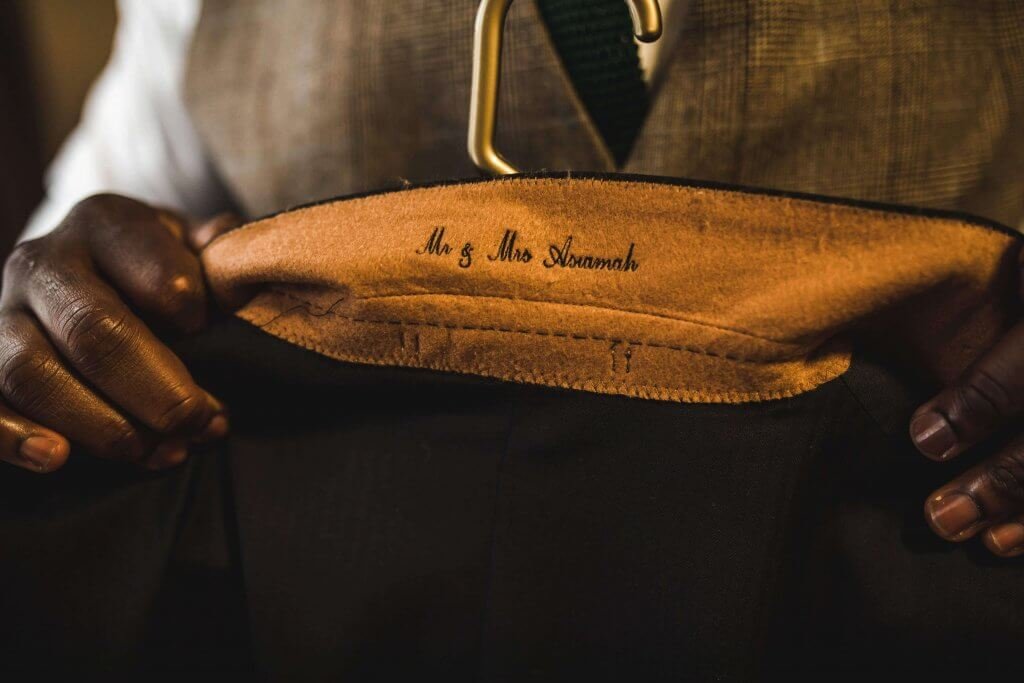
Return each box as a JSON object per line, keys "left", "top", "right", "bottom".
{"left": 536, "top": 0, "right": 650, "bottom": 166}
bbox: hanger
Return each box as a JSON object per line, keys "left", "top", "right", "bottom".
{"left": 468, "top": 0, "right": 663, "bottom": 176}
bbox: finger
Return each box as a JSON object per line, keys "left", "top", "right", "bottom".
{"left": 81, "top": 198, "right": 209, "bottom": 334}
{"left": 145, "top": 439, "right": 190, "bottom": 471}
{"left": 12, "top": 259, "right": 225, "bottom": 441}
{"left": 186, "top": 213, "right": 242, "bottom": 253}
{"left": 909, "top": 320, "right": 1024, "bottom": 461}
{"left": 983, "top": 518, "right": 1024, "bottom": 558}
{"left": 0, "top": 310, "right": 151, "bottom": 462}
{"left": 0, "top": 321, "right": 196, "bottom": 470}
{"left": 923, "top": 436, "right": 1024, "bottom": 542}
{"left": 0, "top": 401, "right": 70, "bottom": 473}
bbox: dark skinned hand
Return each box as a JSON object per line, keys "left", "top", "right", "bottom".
{"left": 912, "top": 267, "right": 1024, "bottom": 557}
{"left": 0, "top": 194, "right": 239, "bottom": 473}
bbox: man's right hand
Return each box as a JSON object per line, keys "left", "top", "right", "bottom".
{"left": 0, "top": 194, "right": 238, "bottom": 473}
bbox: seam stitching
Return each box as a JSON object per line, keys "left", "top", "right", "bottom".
{"left": 245, "top": 312, "right": 848, "bottom": 404}
{"left": 353, "top": 291, "right": 803, "bottom": 348}
{"left": 263, "top": 288, "right": 809, "bottom": 364}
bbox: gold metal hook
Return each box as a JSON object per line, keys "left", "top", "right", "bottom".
{"left": 468, "top": 0, "right": 663, "bottom": 176}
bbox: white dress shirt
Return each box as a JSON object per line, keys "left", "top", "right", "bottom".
{"left": 23, "top": 0, "right": 686, "bottom": 240}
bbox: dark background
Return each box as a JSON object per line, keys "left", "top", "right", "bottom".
{"left": 0, "top": 0, "right": 115, "bottom": 256}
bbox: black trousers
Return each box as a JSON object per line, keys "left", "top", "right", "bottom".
{"left": 1, "top": 317, "right": 1022, "bottom": 679}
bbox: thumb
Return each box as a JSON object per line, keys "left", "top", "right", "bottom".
{"left": 187, "top": 213, "right": 243, "bottom": 253}
{"left": 189, "top": 212, "right": 253, "bottom": 314}
{"left": 910, "top": 320, "right": 1024, "bottom": 461}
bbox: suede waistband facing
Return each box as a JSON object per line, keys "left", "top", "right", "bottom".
{"left": 202, "top": 174, "right": 1021, "bottom": 403}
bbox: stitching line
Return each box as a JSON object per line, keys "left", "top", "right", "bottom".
{"left": 244, "top": 312, "right": 849, "bottom": 404}
{"left": 353, "top": 291, "right": 802, "bottom": 348}
{"left": 261, "top": 288, "right": 810, "bottom": 364}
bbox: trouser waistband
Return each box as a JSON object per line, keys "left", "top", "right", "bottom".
{"left": 202, "top": 173, "right": 1020, "bottom": 403}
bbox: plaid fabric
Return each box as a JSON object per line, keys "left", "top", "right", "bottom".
{"left": 186, "top": 0, "right": 615, "bottom": 218}
{"left": 628, "top": 0, "right": 1024, "bottom": 229}
{"left": 187, "top": 0, "right": 1024, "bottom": 229}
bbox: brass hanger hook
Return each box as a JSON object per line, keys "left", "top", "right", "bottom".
{"left": 468, "top": 0, "right": 663, "bottom": 176}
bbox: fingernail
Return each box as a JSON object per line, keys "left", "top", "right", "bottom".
{"left": 926, "top": 492, "right": 981, "bottom": 539}
{"left": 147, "top": 442, "right": 188, "bottom": 470}
{"left": 204, "top": 392, "right": 225, "bottom": 413}
{"left": 191, "top": 213, "right": 242, "bottom": 250}
{"left": 910, "top": 412, "right": 958, "bottom": 460}
{"left": 20, "top": 436, "right": 60, "bottom": 472}
{"left": 158, "top": 212, "right": 185, "bottom": 241}
{"left": 199, "top": 413, "right": 229, "bottom": 441}
{"left": 987, "top": 524, "right": 1024, "bottom": 555}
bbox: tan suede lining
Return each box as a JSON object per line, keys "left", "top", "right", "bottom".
{"left": 202, "top": 176, "right": 1021, "bottom": 403}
